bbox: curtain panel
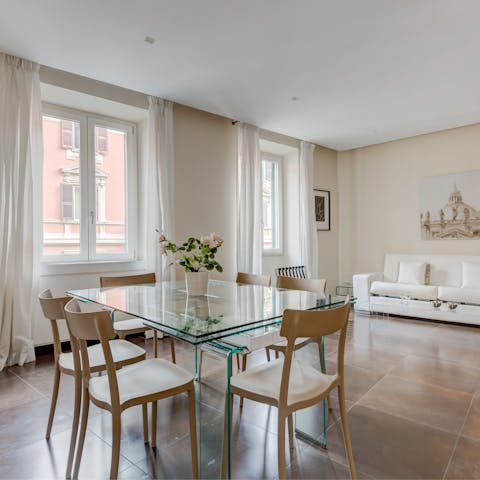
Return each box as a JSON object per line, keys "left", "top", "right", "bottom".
{"left": 146, "top": 96, "right": 175, "bottom": 281}
{"left": 236, "top": 123, "right": 262, "bottom": 275}
{"left": 0, "top": 53, "right": 43, "bottom": 371}
{"left": 299, "top": 141, "right": 318, "bottom": 278}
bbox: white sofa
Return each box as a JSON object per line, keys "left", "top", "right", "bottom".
{"left": 353, "top": 254, "right": 480, "bottom": 326}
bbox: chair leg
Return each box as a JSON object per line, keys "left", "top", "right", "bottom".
{"left": 45, "top": 363, "right": 61, "bottom": 439}
{"left": 236, "top": 353, "right": 240, "bottom": 371}
{"left": 277, "top": 413, "right": 287, "bottom": 480}
{"left": 66, "top": 373, "right": 81, "bottom": 479}
{"left": 151, "top": 401, "right": 157, "bottom": 449}
{"left": 110, "top": 410, "right": 121, "bottom": 480}
{"left": 170, "top": 336, "right": 176, "bottom": 364}
{"left": 338, "top": 384, "right": 357, "bottom": 480}
{"left": 239, "top": 354, "right": 248, "bottom": 409}
{"left": 287, "top": 414, "right": 294, "bottom": 450}
{"left": 153, "top": 330, "right": 158, "bottom": 358}
{"left": 318, "top": 340, "right": 332, "bottom": 411}
{"left": 266, "top": 347, "right": 271, "bottom": 362}
{"left": 188, "top": 388, "right": 199, "bottom": 479}
{"left": 142, "top": 404, "right": 149, "bottom": 444}
{"left": 72, "top": 385, "right": 90, "bottom": 479}
{"left": 275, "top": 350, "right": 279, "bottom": 359}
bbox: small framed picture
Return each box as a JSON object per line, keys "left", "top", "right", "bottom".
{"left": 313, "top": 189, "right": 330, "bottom": 231}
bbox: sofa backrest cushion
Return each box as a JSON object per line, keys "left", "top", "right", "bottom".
{"left": 462, "top": 262, "right": 480, "bottom": 288}
{"left": 397, "top": 262, "right": 427, "bottom": 285}
{"left": 384, "top": 254, "right": 480, "bottom": 288}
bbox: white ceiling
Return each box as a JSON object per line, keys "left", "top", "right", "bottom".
{"left": 1, "top": 0, "right": 480, "bottom": 150}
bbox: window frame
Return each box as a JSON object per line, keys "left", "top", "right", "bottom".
{"left": 41, "top": 103, "right": 138, "bottom": 265}
{"left": 261, "top": 153, "right": 283, "bottom": 256}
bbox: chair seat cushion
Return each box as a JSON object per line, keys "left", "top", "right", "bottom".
{"left": 268, "top": 337, "right": 311, "bottom": 350}
{"left": 370, "top": 281, "right": 438, "bottom": 300}
{"left": 230, "top": 358, "right": 337, "bottom": 406}
{"left": 438, "top": 286, "right": 480, "bottom": 305}
{"left": 89, "top": 358, "right": 193, "bottom": 406}
{"left": 59, "top": 340, "right": 145, "bottom": 371}
{"left": 113, "top": 317, "right": 149, "bottom": 332}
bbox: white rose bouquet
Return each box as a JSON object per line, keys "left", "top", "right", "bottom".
{"left": 157, "top": 231, "right": 224, "bottom": 273}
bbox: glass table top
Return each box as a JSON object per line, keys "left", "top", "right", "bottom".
{"left": 67, "top": 280, "right": 349, "bottom": 345}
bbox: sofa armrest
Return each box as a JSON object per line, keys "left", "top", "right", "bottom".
{"left": 353, "top": 272, "right": 384, "bottom": 311}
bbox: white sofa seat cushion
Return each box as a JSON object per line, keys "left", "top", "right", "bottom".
{"left": 370, "top": 281, "right": 438, "bottom": 300}
{"left": 89, "top": 358, "right": 193, "bottom": 406}
{"left": 59, "top": 339, "right": 145, "bottom": 371}
{"left": 438, "top": 286, "right": 480, "bottom": 305}
{"left": 230, "top": 358, "right": 337, "bottom": 406}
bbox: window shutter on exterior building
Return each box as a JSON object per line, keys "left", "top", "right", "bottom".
{"left": 61, "top": 120, "right": 74, "bottom": 149}
{"left": 61, "top": 183, "right": 74, "bottom": 220}
{"left": 96, "top": 127, "right": 108, "bottom": 153}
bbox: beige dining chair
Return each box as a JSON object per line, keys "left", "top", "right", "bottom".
{"left": 99, "top": 273, "right": 176, "bottom": 362}
{"left": 266, "top": 275, "right": 330, "bottom": 409}
{"left": 198, "top": 272, "right": 272, "bottom": 382}
{"left": 64, "top": 299, "right": 198, "bottom": 480}
{"left": 224, "top": 298, "right": 356, "bottom": 480}
{"left": 38, "top": 289, "right": 146, "bottom": 479}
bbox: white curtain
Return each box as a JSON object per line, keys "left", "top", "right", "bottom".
{"left": 236, "top": 123, "right": 262, "bottom": 275}
{"left": 299, "top": 141, "right": 318, "bottom": 278}
{"left": 0, "top": 53, "right": 43, "bottom": 371}
{"left": 146, "top": 96, "right": 175, "bottom": 281}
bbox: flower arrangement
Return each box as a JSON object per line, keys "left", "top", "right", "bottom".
{"left": 157, "top": 231, "right": 224, "bottom": 273}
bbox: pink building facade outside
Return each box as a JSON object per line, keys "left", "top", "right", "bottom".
{"left": 42, "top": 115, "right": 126, "bottom": 256}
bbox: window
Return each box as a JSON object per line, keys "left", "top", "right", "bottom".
{"left": 262, "top": 155, "right": 281, "bottom": 252}
{"left": 42, "top": 106, "right": 136, "bottom": 262}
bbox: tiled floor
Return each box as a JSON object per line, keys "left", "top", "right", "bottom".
{"left": 1, "top": 312, "right": 480, "bottom": 479}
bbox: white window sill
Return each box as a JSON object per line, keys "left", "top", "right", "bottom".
{"left": 263, "top": 249, "right": 283, "bottom": 257}
{"left": 40, "top": 259, "right": 146, "bottom": 277}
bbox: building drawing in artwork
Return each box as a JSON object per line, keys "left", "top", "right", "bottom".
{"left": 420, "top": 184, "right": 480, "bottom": 239}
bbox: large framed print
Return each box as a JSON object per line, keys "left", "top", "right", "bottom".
{"left": 314, "top": 189, "right": 330, "bottom": 231}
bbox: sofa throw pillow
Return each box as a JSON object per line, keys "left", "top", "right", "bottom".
{"left": 462, "top": 262, "right": 480, "bottom": 288}
{"left": 397, "top": 261, "right": 427, "bottom": 285}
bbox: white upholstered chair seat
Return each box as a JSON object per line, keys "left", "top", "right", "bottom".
{"left": 58, "top": 340, "right": 145, "bottom": 372}
{"left": 230, "top": 358, "right": 337, "bottom": 406}
{"left": 89, "top": 358, "right": 194, "bottom": 406}
{"left": 268, "top": 337, "right": 311, "bottom": 349}
{"left": 113, "top": 317, "right": 149, "bottom": 332}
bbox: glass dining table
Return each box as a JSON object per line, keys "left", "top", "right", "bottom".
{"left": 68, "top": 280, "right": 350, "bottom": 478}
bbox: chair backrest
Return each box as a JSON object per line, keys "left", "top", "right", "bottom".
{"left": 276, "top": 276, "right": 326, "bottom": 296}
{"left": 236, "top": 272, "right": 271, "bottom": 287}
{"left": 279, "top": 297, "right": 350, "bottom": 407}
{"left": 64, "top": 299, "right": 120, "bottom": 407}
{"left": 275, "top": 266, "right": 306, "bottom": 279}
{"left": 99, "top": 272, "right": 156, "bottom": 288}
{"left": 38, "top": 289, "right": 71, "bottom": 360}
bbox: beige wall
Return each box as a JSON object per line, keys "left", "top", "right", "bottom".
{"left": 173, "top": 104, "right": 237, "bottom": 281}
{"left": 338, "top": 124, "right": 480, "bottom": 281}
{"left": 314, "top": 146, "right": 339, "bottom": 293}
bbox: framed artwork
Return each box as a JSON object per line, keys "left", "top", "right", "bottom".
{"left": 420, "top": 170, "right": 480, "bottom": 240}
{"left": 314, "top": 189, "right": 330, "bottom": 231}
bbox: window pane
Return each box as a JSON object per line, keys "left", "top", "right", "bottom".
{"left": 95, "top": 125, "right": 126, "bottom": 254}
{"left": 42, "top": 115, "right": 81, "bottom": 256}
{"left": 262, "top": 160, "right": 278, "bottom": 250}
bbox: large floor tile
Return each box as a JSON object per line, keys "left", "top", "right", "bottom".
{"left": 461, "top": 394, "right": 480, "bottom": 442}
{"left": 325, "top": 404, "right": 457, "bottom": 479}
{"left": 390, "top": 354, "right": 480, "bottom": 393}
{"left": 358, "top": 374, "right": 472, "bottom": 434}
{"left": 0, "top": 370, "right": 45, "bottom": 411}
{"left": 445, "top": 436, "right": 480, "bottom": 479}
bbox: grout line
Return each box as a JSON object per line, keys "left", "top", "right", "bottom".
{"left": 7, "top": 367, "right": 49, "bottom": 400}
{"left": 442, "top": 394, "right": 476, "bottom": 480}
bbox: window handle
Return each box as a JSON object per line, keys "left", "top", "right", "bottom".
{"left": 90, "top": 210, "right": 95, "bottom": 225}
